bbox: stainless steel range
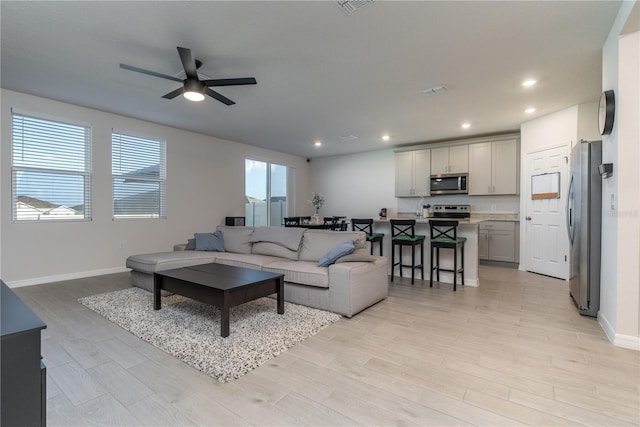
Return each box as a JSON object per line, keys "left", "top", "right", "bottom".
{"left": 432, "top": 204, "right": 470, "bottom": 219}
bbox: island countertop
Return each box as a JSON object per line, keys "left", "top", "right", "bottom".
{"left": 374, "top": 213, "right": 519, "bottom": 224}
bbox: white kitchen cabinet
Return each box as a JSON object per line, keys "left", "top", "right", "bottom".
{"left": 478, "top": 229, "right": 489, "bottom": 259}
{"left": 431, "top": 145, "right": 468, "bottom": 174}
{"left": 395, "top": 149, "right": 430, "bottom": 197}
{"left": 478, "top": 221, "right": 518, "bottom": 263}
{"left": 469, "top": 139, "right": 518, "bottom": 195}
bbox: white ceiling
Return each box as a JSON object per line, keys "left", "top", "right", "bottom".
{"left": 1, "top": 1, "right": 621, "bottom": 158}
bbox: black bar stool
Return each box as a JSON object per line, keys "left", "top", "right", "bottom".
{"left": 323, "top": 217, "right": 334, "bottom": 228}
{"left": 283, "top": 217, "right": 300, "bottom": 227}
{"left": 429, "top": 220, "right": 466, "bottom": 291}
{"left": 390, "top": 219, "right": 425, "bottom": 284}
{"left": 300, "top": 216, "right": 311, "bottom": 225}
{"left": 351, "top": 218, "right": 384, "bottom": 255}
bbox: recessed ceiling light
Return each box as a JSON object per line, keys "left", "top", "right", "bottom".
{"left": 381, "top": 134, "right": 390, "bottom": 141}
{"left": 525, "top": 107, "right": 537, "bottom": 114}
{"left": 314, "top": 141, "right": 322, "bottom": 147}
{"left": 522, "top": 79, "right": 537, "bottom": 87}
{"left": 461, "top": 123, "right": 471, "bottom": 129}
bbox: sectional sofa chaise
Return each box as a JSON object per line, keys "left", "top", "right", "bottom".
{"left": 126, "top": 225, "right": 389, "bottom": 317}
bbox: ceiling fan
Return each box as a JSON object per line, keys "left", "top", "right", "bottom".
{"left": 120, "top": 46, "right": 256, "bottom": 105}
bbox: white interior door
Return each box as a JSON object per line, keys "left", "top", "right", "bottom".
{"left": 524, "top": 145, "right": 570, "bottom": 279}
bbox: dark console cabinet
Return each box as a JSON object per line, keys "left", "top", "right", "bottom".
{"left": 1, "top": 280, "right": 47, "bottom": 427}
{"left": 225, "top": 216, "right": 246, "bottom": 226}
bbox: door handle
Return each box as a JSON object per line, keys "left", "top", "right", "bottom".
{"left": 525, "top": 216, "right": 532, "bottom": 221}
{"left": 566, "top": 174, "right": 575, "bottom": 244}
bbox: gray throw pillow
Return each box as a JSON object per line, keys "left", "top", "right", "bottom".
{"left": 318, "top": 241, "right": 355, "bottom": 267}
{"left": 194, "top": 231, "right": 225, "bottom": 251}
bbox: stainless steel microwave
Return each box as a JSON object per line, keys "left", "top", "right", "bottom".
{"left": 430, "top": 173, "right": 468, "bottom": 195}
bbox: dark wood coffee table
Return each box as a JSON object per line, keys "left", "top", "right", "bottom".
{"left": 153, "top": 263, "right": 284, "bottom": 337}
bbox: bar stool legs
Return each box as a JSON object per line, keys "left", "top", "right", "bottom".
{"left": 429, "top": 242, "right": 465, "bottom": 290}
{"left": 391, "top": 239, "right": 424, "bottom": 284}
{"left": 429, "top": 220, "right": 466, "bottom": 291}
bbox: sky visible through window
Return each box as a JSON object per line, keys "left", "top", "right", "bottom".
{"left": 245, "top": 159, "right": 286, "bottom": 200}
{"left": 16, "top": 172, "right": 85, "bottom": 206}
{"left": 13, "top": 114, "right": 89, "bottom": 207}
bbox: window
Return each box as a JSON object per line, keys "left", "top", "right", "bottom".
{"left": 11, "top": 112, "right": 92, "bottom": 221}
{"left": 112, "top": 131, "right": 166, "bottom": 219}
{"left": 245, "top": 159, "right": 288, "bottom": 226}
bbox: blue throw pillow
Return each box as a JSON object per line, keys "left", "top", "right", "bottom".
{"left": 194, "top": 231, "right": 225, "bottom": 251}
{"left": 318, "top": 241, "right": 355, "bottom": 267}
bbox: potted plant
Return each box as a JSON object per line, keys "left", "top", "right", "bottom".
{"left": 309, "top": 192, "right": 324, "bottom": 223}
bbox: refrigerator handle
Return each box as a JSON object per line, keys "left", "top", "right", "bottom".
{"left": 566, "top": 174, "right": 575, "bottom": 244}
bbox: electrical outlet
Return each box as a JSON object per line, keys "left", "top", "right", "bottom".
{"left": 491, "top": 204, "right": 497, "bottom": 211}
{"left": 119, "top": 241, "right": 125, "bottom": 249}
{"left": 611, "top": 194, "right": 615, "bottom": 210}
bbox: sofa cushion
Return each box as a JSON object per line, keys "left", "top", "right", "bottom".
{"left": 263, "top": 261, "right": 329, "bottom": 288}
{"left": 336, "top": 247, "right": 376, "bottom": 263}
{"left": 215, "top": 226, "right": 255, "bottom": 254}
{"left": 250, "top": 226, "right": 305, "bottom": 251}
{"left": 299, "top": 230, "right": 366, "bottom": 262}
{"left": 251, "top": 242, "right": 299, "bottom": 260}
{"left": 194, "top": 231, "right": 225, "bottom": 251}
{"left": 318, "top": 241, "right": 355, "bottom": 267}
{"left": 126, "top": 251, "right": 217, "bottom": 274}
{"left": 212, "top": 252, "right": 282, "bottom": 270}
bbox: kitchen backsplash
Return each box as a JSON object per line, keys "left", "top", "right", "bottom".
{"left": 397, "top": 195, "right": 519, "bottom": 215}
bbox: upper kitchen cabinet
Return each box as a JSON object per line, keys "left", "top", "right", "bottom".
{"left": 468, "top": 139, "right": 519, "bottom": 195}
{"left": 431, "top": 145, "right": 469, "bottom": 175}
{"left": 395, "top": 149, "right": 431, "bottom": 197}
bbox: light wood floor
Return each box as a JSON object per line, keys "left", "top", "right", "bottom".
{"left": 14, "top": 266, "right": 640, "bottom": 426}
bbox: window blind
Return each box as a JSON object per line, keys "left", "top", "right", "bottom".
{"left": 11, "top": 112, "right": 92, "bottom": 221}
{"left": 112, "top": 131, "right": 166, "bottom": 219}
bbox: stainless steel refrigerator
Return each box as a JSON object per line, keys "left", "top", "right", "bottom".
{"left": 567, "top": 140, "right": 602, "bottom": 317}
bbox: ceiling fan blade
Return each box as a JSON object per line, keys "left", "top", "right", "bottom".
{"left": 205, "top": 88, "right": 235, "bottom": 105}
{"left": 177, "top": 47, "right": 199, "bottom": 80}
{"left": 203, "top": 78, "right": 257, "bottom": 87}
{"left": 162, "top": 87, "right": 185, "bottom": 99}
{"left": 120, "top": 63, "right": 183, "bottom": 83}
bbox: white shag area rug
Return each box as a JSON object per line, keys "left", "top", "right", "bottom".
{"left": 79, "top": 287, "right": 341, "bottom": 382}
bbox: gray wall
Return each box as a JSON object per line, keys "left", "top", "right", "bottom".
{"left": 600, "top": 0, "right": 640, "bottom": 349}
{"left": 1, "top": 89, "right": 310, "bottom": 285}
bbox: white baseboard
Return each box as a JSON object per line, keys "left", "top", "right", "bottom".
{"left": 598, "top": 311, "right": 640, "bottom": 351}
{"left": 5, "top": 267, "right": 130, "bottom": 288}
{"left": 613, "top": 334, "right": 640, "bottom": 351}
{"left": 599, "top": 311, "right": 617, "bottom": 342}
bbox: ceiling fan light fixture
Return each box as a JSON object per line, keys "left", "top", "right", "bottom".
{"left": 183, "top": 79, "right": 205, "bottom": 102}
{"left": 121, "top": 47, "right": 256, "bottom": 105}
{"left": 184, "top": 91, "right": 205, "bottom": 102}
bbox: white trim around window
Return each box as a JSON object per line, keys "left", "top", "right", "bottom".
{"left": 11, "top": 110, "right": 92, "bottom": 222}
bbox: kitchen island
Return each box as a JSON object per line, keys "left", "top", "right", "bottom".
{"left": 373, "top": 218, "right": 481, "bottom": 287}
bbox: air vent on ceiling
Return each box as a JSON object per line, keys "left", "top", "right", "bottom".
{"left": 421, "top": 85, "right": 449, "bottom": 96}
{"left": 336, "top": 0, "right": 374, "bottom": 15}
{"left": 340, "top": 134, "right": 359, "bottom": 141}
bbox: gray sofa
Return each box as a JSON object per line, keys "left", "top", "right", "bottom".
{"left": 126, "top": 225, "right": 388, "bottom": 317}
